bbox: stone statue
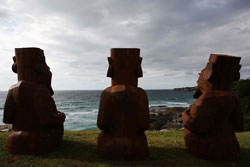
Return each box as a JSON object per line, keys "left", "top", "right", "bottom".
{"left": 3, "top": 47, "right": 65, "bottom": 154}
{"left": 97, "top": 48, "right": 150, "bottom": 160}
{"left": 182, "top": 54, "right": 243, "bottom": 161}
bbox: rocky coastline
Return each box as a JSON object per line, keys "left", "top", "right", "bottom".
{"left": 0, "top": 106, "right": 187, "bottom": 132}
{"left": 0, "top": 124, "right": 12, "bottom": 132}
{"left": 149, "top": 106, "right": 187, "bottom": 131}
{"left": 173, "top": 86, "right": 197, "bottom": 91}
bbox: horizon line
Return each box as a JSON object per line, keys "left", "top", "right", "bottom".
{"left": 0, "top": 88, "right": 195, "bottom": 92}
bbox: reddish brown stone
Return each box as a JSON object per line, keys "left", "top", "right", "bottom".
{"left": 182, "top": 54, "right": 243, "bottom": 161}
{"left": 97, "top": 48, "right": 150, "bottom": 160}
{"left": 3, "top": 47, "right": 65, "bottom": 155}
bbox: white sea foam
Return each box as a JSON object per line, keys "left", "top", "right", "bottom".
{"left": 0, "top": 90, "right": 194, "bottom": 130}
{"left": 149, "top": 101, "right": 190, "bottom": 108}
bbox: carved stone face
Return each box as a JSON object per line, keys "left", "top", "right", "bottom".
{"left": 36, "top": 61, "right": 54, "bottom": 95}
{"left": 196, "top": 64, "right": 213, "bottom": 92}
{"left": 197, "top": 70, "right": 205, "bottom": 91}
{"left": 196, "top": 54, "right": 241, "bottom": 92}
{"left": 13, "top": 48, "right": 54, "bottom": 95}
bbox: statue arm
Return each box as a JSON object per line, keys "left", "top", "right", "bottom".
{"left": 34, "top": 87, "right": 65, "bottom": 126}
{"left": 183, "top": 95, "right": 216, "bottom": 134}
{"left": 232, "top": 95, "right": 244, "bottom": 131}
{"left": 137, "top": 89, "right": 150, "bottom": 131}
{"left": 3, "top": 90, "right": 16, "bottom": 124}
{"left": 182, "top": 107, "right": 191, "bottom": 129}
{"left": 97, "top": 90, "right": 111, "bottom": 130}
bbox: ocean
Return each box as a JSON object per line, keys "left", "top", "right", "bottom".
{"left": 0, "top": 90, "right": 194, "bottom": 130}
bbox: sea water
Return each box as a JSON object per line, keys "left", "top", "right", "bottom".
{"left": 0, "top": 90, "right": 194, "bottom": 130}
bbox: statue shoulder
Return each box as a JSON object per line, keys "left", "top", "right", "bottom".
{"left": 102, "top": 85, "right": 147, "bottom": 97}
{"left": 102, "top": 86, "right": 112, "bottom": 94}
{"left": 102, "top": 85, "right": 127, "bottom": 94}
{"left": 137, "top": 87, "right": 147, "bottom": 95}
{"left": 8, "top": 81, "right": 35, "bottom": 101}
{"left": 195, "top": 91, "right": 216, "bottom": 106}
{"left": 110, "top": 85, "right": 126, "bottom": 93}
{"left": 8, "top": 81, "right": 23, "bottom": 91}
{"left": 10, "top": 81, "right": 50, "bottom": 97}
{"left": 8, "top": 81, "right": 27, "bottom": 97}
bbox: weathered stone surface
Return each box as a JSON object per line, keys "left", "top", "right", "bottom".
{"left": 182, "top": 54, "right": 243, "bottom": 161}
{"left": 97, "top": 48, "right": 150, "bottom": 160}
{"left": 3, "top": 48, "right": 65, "bottom": 155}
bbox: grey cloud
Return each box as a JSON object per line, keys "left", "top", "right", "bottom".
{"left": 0, "top": 0, "right": 250, "bottom": 90}
{"left": 185, "top": 71, "right": 194, "bottom": 75}
{"left": 0, "top": 8, "right": 9, "bottom": 18}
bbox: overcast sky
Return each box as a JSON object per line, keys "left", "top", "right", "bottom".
{"left": 0, "top": 0, "right": 249, "bottom": 90}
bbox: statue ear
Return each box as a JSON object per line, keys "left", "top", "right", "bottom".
{"left": 233, "top": 65, "right": 241, "bottom": 81}
{"left": 12, "top": 64, "right": 17, "bottom": 73}
{"left": 107, "top": 57, "right": 113, "bottom": 77}
{"left": 203, "top": 62, "right": 215, "bottom": 81}
{"left": 12, "top": 56, "right": 17, "bottom": 73}
{"left": 137, "top": 57, "right": 143, "bottom": 78}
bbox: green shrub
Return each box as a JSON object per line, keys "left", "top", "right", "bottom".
{"left": 241, "top": 96, "right": 250, "bottom": 114}
{"left": 232, "top": 79, "right": 250, "bottom": 98}
{"left": 232, "top": 78, "right": 250, "bottom": 131}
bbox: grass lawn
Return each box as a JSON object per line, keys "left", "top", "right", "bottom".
{"left": 0, "top": 130, "right": 250, "bottom": 167}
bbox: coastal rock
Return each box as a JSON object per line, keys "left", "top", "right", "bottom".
{"left": 173, "top": 86, "right": 197, "bottom": 91}
{"left": 0, "top": 124, "right": 12, "bottom": 132}
{"left": 149, "top": 106, "right": 187, "bottom": 130}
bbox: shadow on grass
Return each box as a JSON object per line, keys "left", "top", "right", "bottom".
{"left": 46, "top": 139, "right": 250, "bottom": 163}
{"left": 238, "top": 148, "right": 250, "bottom": 166}
{"left": 46, "top": 139, "right": 98, "bottom": 161}
{"left": 44, "top": 139, "right": 193, "bottom": 166}
{"left": 2, "top": 131, "right": 250, "bottom": 166}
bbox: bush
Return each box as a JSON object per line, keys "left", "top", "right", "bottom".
{"left": 241, "top": 96, "right": 250, "bottom": 114}
{"left": 232, "top": 78, "right": 250, "bottom": 131}
{"left": 232, "top": 79, "right": 250, "bottom": 98}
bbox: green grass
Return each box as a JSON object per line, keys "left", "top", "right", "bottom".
{"left": 0, "top": 130, "right": 250, "bottom": 167}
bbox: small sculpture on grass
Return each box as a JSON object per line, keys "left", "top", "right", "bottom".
{"left": 4, "top": 47, "right": 66, "bottom": 154}
{"left": 97, "top": 48, "right": 150, "bottom": 160}
{"left": 182, "top": 54, "right": 243, "bottom": 161}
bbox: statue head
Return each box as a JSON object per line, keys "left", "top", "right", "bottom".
{"left": 107, "top": 48, "right": 143, "bottom": 87}
{"left": 197, "top": 54, "right": 241, "bottom": 92}
{"left": 12, "top": 47, "right": 54, "bottom": 95}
